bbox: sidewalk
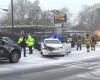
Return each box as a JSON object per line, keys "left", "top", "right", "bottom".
{"left": 0, "top": 44, "right": 100, "bottom": 75}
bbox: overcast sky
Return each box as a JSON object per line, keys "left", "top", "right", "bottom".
{"left": 0, "top": 0, "right": 100, "bottom": 14}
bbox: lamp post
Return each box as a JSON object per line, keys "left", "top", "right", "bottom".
{"left": 11, "top": 0, "right": 14, "bottom": 34}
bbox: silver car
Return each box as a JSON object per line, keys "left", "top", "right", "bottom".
{"left": 41, "top": 38, "right": 66, "bottom": 56}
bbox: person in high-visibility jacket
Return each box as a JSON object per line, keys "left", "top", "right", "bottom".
{"left": 84, "top": 34, "right": 92, "bottom": 52}
{"left": 18, "top": 33, "right": 27, "bottom": 57}
{"left": 26, "top": 32, "right": 35, "bottom": 54}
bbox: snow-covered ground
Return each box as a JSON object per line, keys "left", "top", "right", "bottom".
{"left": 0, "top": 42, "right": 100, "bottom": 74}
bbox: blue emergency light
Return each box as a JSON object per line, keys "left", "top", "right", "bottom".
{"left": 52, "top": 34, "right": 61, "bottom": 39}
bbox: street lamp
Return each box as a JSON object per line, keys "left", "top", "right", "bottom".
{"left": 1, "top": 0, "right": 14, "bottom": 34}
{"left": 0, "top": 8, "right": 8, "bottom": 11}
{"left": 0, "top": 8, "right": 8, "bottom": 26}
{"left": 0, "top": 0, "right": 14, "bottom": 35}
{"left": 11, "top": 0, "right": 14, "bottom": 34}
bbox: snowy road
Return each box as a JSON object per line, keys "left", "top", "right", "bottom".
{"left": 0, "top": 43, "right": 100, "bottom": 77}
{"left": 1, "top": 57, "right": 100, "bottom": 80}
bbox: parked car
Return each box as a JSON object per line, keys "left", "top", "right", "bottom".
{"left": 0, "top": 37, "right": 21, "bottom": 63}
{"left": 41, "top": 38, "right": 67, "bottom": 56}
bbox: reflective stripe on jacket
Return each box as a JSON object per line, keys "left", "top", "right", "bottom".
{"left": 18, "top": 37, "right": 27, "bottom": 47}
{"left": 84, "top": 38, "right": 91, "bottom": 45}
{"left": 77, "top": 38, "right": 82, "bottom": 44}
{"left": 67, "top": 37, "right": 72, "bottom": 43}
{"left": 18, "top": 37, "right": 23, "bottom": 44}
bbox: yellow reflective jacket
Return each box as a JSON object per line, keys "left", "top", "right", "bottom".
{"left": 26, "top": 34, "right": 35, "bottom": 47}
{"left": 84, "top": 37, "right": 92, "bottom": 45}
{"left": 18, "top": 37, "right": 27, "bottom": 47}
{"left": 18, "top": 37, "right": 23, "bottom": 44}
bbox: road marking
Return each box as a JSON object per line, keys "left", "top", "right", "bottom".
{"left": 62, "top": 63, "right": 86, "bottom": 69}
{"left": 76, "top": 74, "right": 100, "bottom": 80}
{"left": 54, "top": 61, "right": 100, "bottom": 70}
{"left": 87, "top": 65, "right": 100, "bottom": 69}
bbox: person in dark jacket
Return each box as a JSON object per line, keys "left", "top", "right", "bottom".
{"left": 76, "top": 35, "right": 82, "bottom": 50}
{"left": 91, "top": 35, "right": 96, "bottom": 50}
{"left": 18, "top": 31, "right": 27, "bottom": 57}
{"left": 33, "top": 36, "right": 41, "bottom": 51}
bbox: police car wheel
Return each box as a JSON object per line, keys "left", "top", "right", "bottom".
{"left": 41, "top": 51, "right": 44, "bottom": 56}
{"left": 41, "top": 51, "right": 47, "bottom": 57}
{"left": 9, "top": 51, "right": 20, "bottom": 63}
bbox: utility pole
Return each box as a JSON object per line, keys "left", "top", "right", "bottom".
{"left": 11, "top": 0, "right": 14, "bottom": 34}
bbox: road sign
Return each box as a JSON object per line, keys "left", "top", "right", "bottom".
{"left": 54, "top": 14, "right": 67, "bottom": 23}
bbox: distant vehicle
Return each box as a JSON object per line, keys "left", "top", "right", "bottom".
{"left": 41, "top": 38, "right": 67, "bottom": 56}
{"left": 0, "top": 37, "right": 21, "bottom": 63}
{"left": 94, "top": 30, "right": 100, "bottom": 41}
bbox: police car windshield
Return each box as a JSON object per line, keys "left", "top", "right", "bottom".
{"left": 45, "top": 40, "right": 61, "bottom": 44}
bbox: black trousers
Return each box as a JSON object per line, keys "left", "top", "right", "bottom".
{"left": 21, "top": 47, "right": 26, "bottom": 57}
{"left": 86, "top": 44, "right": 90, "bottom": 52}
{"left": 77, "top": 44, "right": 81, "bottom": 50}
{"left": 29, "top": 46, "right": 33, "bottom": 54}
{"left": 86, "top": 45, "right": 90, "bottom": 49}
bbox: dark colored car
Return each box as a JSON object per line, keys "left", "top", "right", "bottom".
{"left": 0, "top": 37, "right": 21, "bottom": 63}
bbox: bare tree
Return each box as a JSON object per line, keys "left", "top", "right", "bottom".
{"left": 13, "top": 0, "right": 31, "bottom": 24}
{"left": 0, "top": 0, "right": 72, "bottom": 28}
{"left": 39, "top": 10, "right": 53, "bottom": 25}
{"left": 77, "top": 4, "right": 100, "bottom": 31}
{"left": 76, "top": 5, "right": 91, "bottom": 31}
{"left": 28, "top": 0, "right": 41, "bottom": 25}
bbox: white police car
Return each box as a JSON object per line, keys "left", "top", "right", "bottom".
{"left": 41, "top": 38, "right": 66, "bottom": 56}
